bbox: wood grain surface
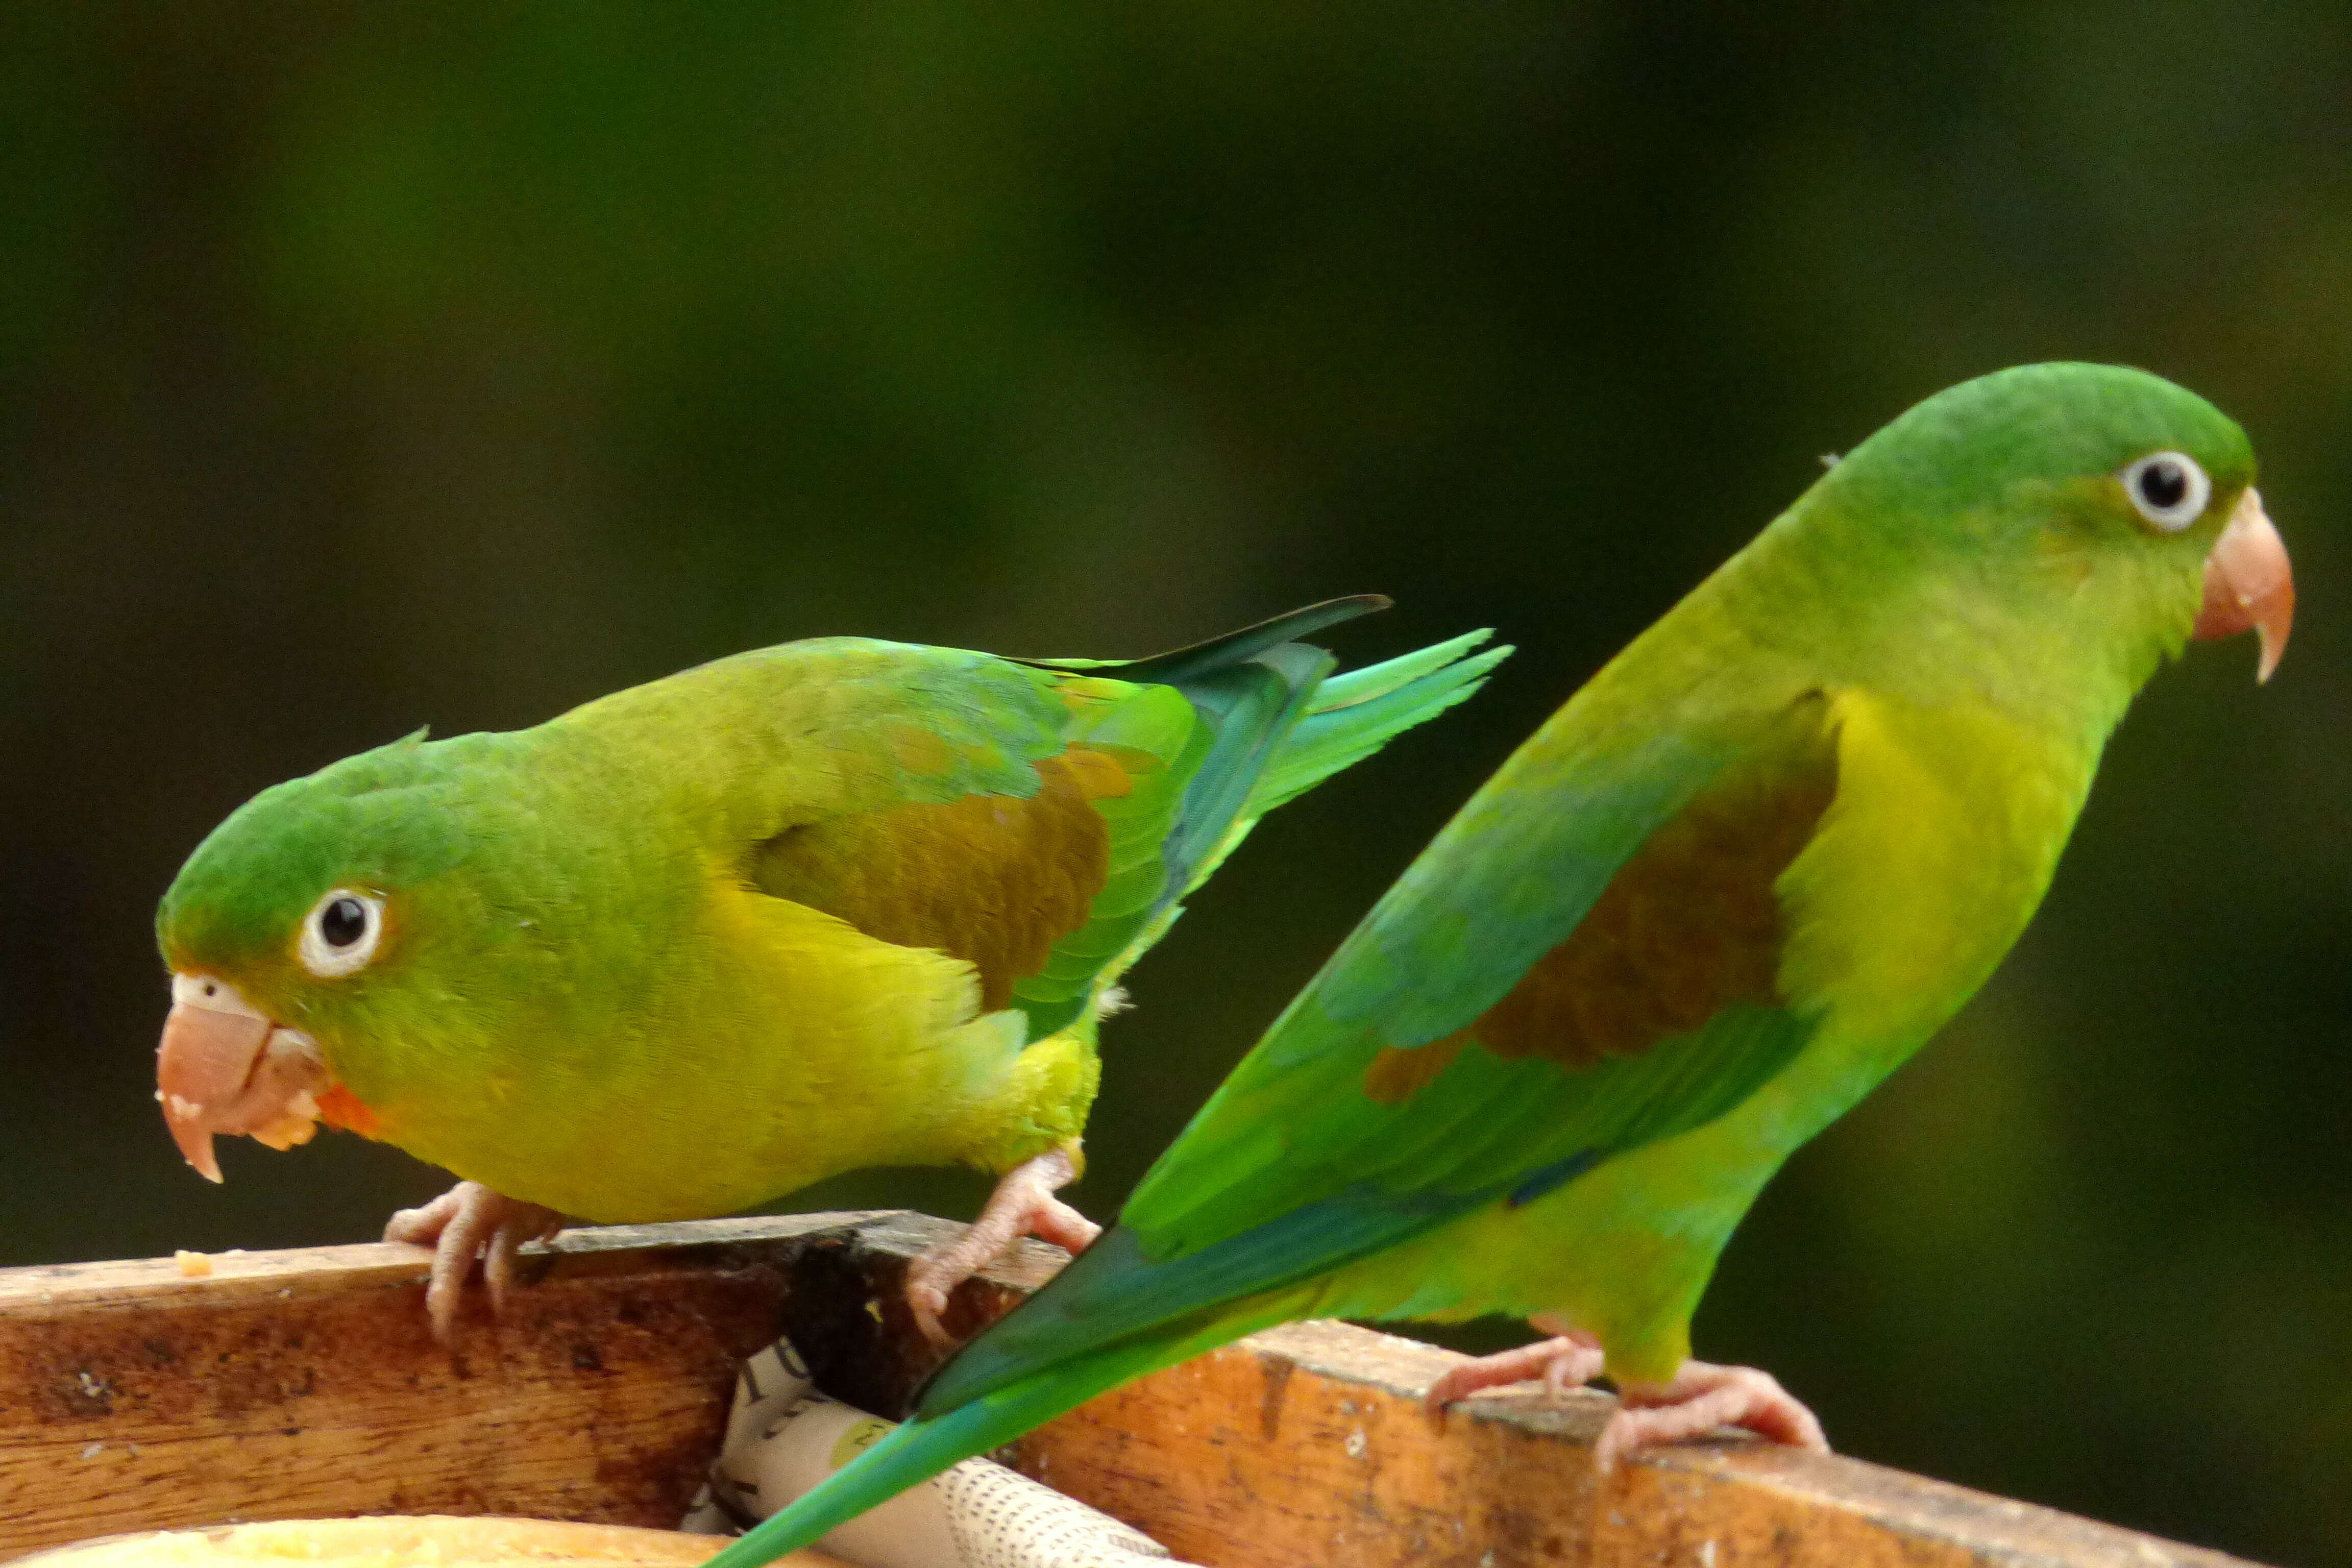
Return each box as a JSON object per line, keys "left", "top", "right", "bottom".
{"left": 1009, "top": 1318, "right": 2265, "bottom": 1568}
{"left": 0, "top": 1213, "right": 2271, "bottom": 1568}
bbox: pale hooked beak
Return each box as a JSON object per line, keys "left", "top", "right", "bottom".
{"left": 157, "top": 974, "right": 330, "bottom": 1182}
{"left": 2192, "top": 487, "right": 2294, "bottom": 682}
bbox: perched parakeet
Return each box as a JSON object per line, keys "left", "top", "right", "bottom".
{"left": 154, "top": 599, "right": 1507, "bottom": 1339}
{"left": 708, "top": 362, "right": 2295, "bottom": 1567}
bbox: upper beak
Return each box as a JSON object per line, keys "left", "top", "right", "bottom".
{"left": 157, "top": 974, "right": 329, "bottom": 1182}
{"left": 2192, "top": 486, "right": 2294, "bottom": 682}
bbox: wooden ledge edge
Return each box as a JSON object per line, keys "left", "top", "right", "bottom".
{"left": 1015, "top": 1315, "right": 2266, "bottom": 1568}
{"left": 0, "top": 1210, "right": 1069, "bottom": 1318}
{"left": 0, "top": 1213, "right": 2273, "bottom": 1568}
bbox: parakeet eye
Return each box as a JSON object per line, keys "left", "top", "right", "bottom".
{"left": 300, "top": 889, "right": 385, "bottom": 978}
{"left": 2120, "top": 451, "right": 2211, "bottom": 532}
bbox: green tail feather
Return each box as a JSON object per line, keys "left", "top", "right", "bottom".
{"left": 1309, "top": 624, "right": 1500, "bottom": 710}
{"left": 701, "top": 1335, "right": 1185, "bottom": 1568}
{"left": 1248, "top": 628, "right": 1509, "bottom": 817}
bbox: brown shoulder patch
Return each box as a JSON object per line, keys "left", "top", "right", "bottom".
{"left": 1363, "top": 727, "right": 1837, "bottom": 1104}
{"left": 1473, "top": 742, "right": 1836, "bottom": 1072}
{"left": 749, "top": 747, "right": 1136, "bottom": 1010}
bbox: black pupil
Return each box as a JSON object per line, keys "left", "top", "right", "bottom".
{"left": 2138, "top": 459, "right": 2188, "bottom": 510}
{"left": 321, "top": 897, "right": 368, "bottom": 948}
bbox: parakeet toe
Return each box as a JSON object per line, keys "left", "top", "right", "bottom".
{"left": 905, "top": 1144, "right": 1101, "bottom": 1349}
{"left": 1596, "top": 1361, "right": 1829, "bottom": 1471}
{"left": 1422, "top": 1319, "right": 1607, "bottom": 1417}
{"left": 384, "top": 1180, "right": 567, "bottom": 1345}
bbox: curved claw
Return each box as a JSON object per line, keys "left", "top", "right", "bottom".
{"left": 384, "top": 1181, "right": 566, "bottom": 1345}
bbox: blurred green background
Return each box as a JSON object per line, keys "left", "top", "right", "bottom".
{"left": 3, "top": 6, "right": 2347, "bottom": 1564}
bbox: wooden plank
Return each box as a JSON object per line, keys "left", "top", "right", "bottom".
{"left": 810, "top": 1219, "right": 2270, "bottom": 1568}
{"left": 1003, "top": 1319, "right": 2265, "bottom": 1568}
{"left": 0, "top": 1214, "right": 900, "bottom": 1560}
{"left": 0, "top": 1214, "right": 2275, "bottom": 1568}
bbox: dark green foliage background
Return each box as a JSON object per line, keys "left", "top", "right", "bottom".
{"left": 3, "top": 7, "right": 2347, "bottom": 1563}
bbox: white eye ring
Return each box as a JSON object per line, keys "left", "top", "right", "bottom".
{"left": 299, "top": 889, "right": 386, "bottom": 978}
{"left": 2119, "top": 450, "right": 2211, "bottom": 532}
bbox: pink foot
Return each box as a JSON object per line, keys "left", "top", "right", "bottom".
{"left": 1423, "top": 1314, "right": 1607, "bottom": 1416}
{"left": 384, "top": 1180, "right": 566, "bottom": 1345}
{"left": 907, "top": 1144, "right": 1101, "bottom": 1348}
{"left": 1596, "top": 1359, "right": 1828, "bottom": 1470}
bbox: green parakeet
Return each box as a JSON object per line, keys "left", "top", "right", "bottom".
{"left": 708, "top": 362, "right": 2295, "bottom": 1568}
{"left": 154, "top": 599, "right": 1507, "bottom": 1339}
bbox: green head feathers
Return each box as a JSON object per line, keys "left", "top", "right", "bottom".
{"left": 1741, "top": 362, "right": 2262, "bottom": 718}
{"left": 1831, "top": 361, "right": 2253, "bottom": 516}
{"left": 155, "top": 728, "right": 553, "bottom": 1040}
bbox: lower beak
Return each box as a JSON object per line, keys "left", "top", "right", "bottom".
{"left": 157, "top": 978, "right": 330, "bottom": 1182}
{"left": 2193, "top": 487, "right": 2294, "bottom": 682}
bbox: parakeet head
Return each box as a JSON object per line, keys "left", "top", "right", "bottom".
{"left": 154, "top": 728, "right": 538, "bottom": 1180}
{"left": 1769, "top": 362, "right": 2290, "bottom": 706}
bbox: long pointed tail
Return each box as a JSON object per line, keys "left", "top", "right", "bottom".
{"left": 1249, "top": 627, "right": 1507, "bottom": 817}
{"left": 701, "top": 1336, "right": 1175, "bottom": 1568}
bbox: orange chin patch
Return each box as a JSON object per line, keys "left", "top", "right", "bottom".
{"left": 317, "top": 1083, "right": 382, "bottom": 1139}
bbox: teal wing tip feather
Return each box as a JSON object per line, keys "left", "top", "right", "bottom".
{"left": 701, "top": 1333, "right": 1179, "bottom": 1568}
{"left": 1309, "top": 627, "right": 1505, "bottom": 712}
{"left": 701, "top": 1415, "right": 966, "bottom": 1568}
{"left": 1240, "top": 631, "right": 1512, "bottom": 818}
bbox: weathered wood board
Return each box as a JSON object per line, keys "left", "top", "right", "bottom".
{"left": 1011, "top": 1319, "right": 2265, "bottom": 1568}
{"left": 0, "top": 1214, "right": 915, "bottom": 1560}
{"left": 0, "top": 1213, "right": 2270, "bottom": 1568}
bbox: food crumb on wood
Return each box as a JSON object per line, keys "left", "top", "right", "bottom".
{"left": 174, "top": 1250, "right": 213, "bottom": 1278}
{"left": 81, "top": 1443, "right": 103, "bottom": 1460}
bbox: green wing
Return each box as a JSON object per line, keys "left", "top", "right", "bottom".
{"left": 728, "top": 640, "right": 1207, "bottom": 1043}
{"left": 737, "top": 603, "right": 1502, "bottom": 1043}
{"left": 926, "top": 643, "right": 1841, "bottom": 1411}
